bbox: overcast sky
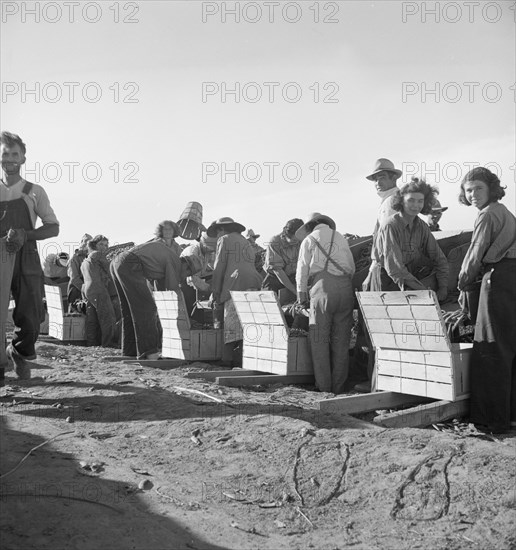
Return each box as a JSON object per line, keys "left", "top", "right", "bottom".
{"left": 2, "top": 0, "right": 514, "bottom": 254}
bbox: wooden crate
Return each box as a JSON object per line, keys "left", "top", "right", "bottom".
{"left": 44, "top": 285, "right": 86, "bottom": 342}
{"left": 230, "top": 290, "right": 313, "bottom": 376}
{"left": 356, "top": 290, "right": 471, "bottom": 401}
{"left": 154, "top": 290, "right": 222, "bottom": 361}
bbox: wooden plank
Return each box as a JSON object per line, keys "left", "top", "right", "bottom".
{"left": 123, "top": 359, "right": 187, "bottom": 368}
{"left": 319, "top": 391, "right": 432, "bottom": 414}
{"left": 101, "top": 356, "right": 137, "bottom": 362}
{"left": 185, "top": 369, "right": 267, "bottom": 380}
{"left": 374, "top": 395, "right": 469, "bottom": 428}
{"left": 241, "top": 356, "right": 286, "bottom": 374}
{"left": 216, "top": 373, "right": 315, "bottom": 387}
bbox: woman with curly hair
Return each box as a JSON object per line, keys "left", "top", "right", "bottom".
{"left": 371, "top": 177, "right": 448, "bottom": 300}
{"left": 456, "top": 167, "right": 516, "bottom": 433}
{"left": 153, "top": 220, "right": 182, "bottom": 256}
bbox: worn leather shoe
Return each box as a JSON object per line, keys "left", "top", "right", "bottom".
{"left": 6, "top": 344, "right": 31, "bottom": 380}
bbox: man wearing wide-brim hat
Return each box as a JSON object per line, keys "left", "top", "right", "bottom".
{"left": 355, "top": 158, "right": 402, "bottom": 392}
{"left": 208, "top": 217, "right": 263, "bottom": 362}
{"left": 363, "top": 158, "right": 403, "bottom": 285}
{"left": 426, "top": 199, "right": 448, "bottom": 232}
{"left": 295, "top": 212, "right": 356, "bottom": 394}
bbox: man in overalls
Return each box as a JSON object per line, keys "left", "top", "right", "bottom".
{"left": 1, "top": 132, "right": 60, "bottom": 384}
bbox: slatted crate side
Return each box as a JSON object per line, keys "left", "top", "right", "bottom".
{"left": 189, "top": 329, "right": 223, "bottom": 361}
{"left": 241, "top": 323, "right": 289, "bottom": 350}
{"left": 377, "top": 359, "right": 452, "bottom": 383}
{"left": 230, "top": 291, "right": 279, "bottom": 303}
{"left": 287, "top": 337, "right": 313, "bottom": 374}
{"left": 377, "top": 374, "right": 454, "bottom": 401}
{"left": 62, "top": 315, "right": 87, "bottom": 342}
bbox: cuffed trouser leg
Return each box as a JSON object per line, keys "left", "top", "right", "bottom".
{"left": 0, "top": 240, "right": 16, "bottom": 368}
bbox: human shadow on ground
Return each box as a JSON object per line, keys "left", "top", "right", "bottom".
{"left": 0, "top": 417, "right": 229, "bottom": 550}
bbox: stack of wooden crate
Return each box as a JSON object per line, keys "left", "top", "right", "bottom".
{"left": 154, "top": 290, "right": 223, "bottom": 361}
{"left": 230, "top": 290, "right": 313, "bottom": 375}
{"left": 44, "top": 285, "right": 86, "bottom": 343}
{"left": 356, "top": 290, "right": 472, "bottom": 401}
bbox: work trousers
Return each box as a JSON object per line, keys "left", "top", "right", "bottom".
{"left": 110, "top": 252, "right": 160, "bottom": 359}
{"left": 1, "top": 196, "right": 45, "bottom": 359}
{"left": 308, "top": 271, "right": 354, "bottom": 394}
{"left": 0, "top": 239, "right": 16, "bottom": 368}
{"left": 83, "top": 284, "right": 116, "bottom": 347}
{"left": 469, "top": 259, "right": 516, "bottom": 432}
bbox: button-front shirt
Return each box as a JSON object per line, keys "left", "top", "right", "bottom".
{"left": 0, "top": 178, "right": 59, "bottom": 227}
{"left": 264, "top": 233, "right": 300, "bottom": 276}
{"left": 296, "top": 224, "right": 356, "bottom": 293}
{"left": 375, "top": 213, "right": 448, "bottom": 290}
{"left": 458, "top": 201, "right": 516, "bottom": 290}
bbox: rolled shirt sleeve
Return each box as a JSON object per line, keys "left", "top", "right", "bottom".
{"left": 295, "top": 238, "right": 312, "bottom": 294}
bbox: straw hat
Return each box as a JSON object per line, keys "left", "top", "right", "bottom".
{"left": 206, "top": 217, "right": 246, "bottom": 238}
{"left": 177, "top": 201, "right": 204, "bottom": 240}
{"left": 245, "top": 229, "right": 260, "bottom": 239}
{"left": 366, "top": 158, "right": 402, "bottom": 181}
{"left": 295, "top": 212, "right": 336, "bottom": 241}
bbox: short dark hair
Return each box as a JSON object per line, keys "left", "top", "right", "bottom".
{"left": 282, "top": 218, "right": 304, "bottom": 238}
{"left": 155, "top": 220, "right": 177, "bottom": 238}
{"left": 88, "top": 234, "right": 109, "bottom": 251}
{"left": 391, "top": 177, "right": 438, "bottom": 216}
{"left": 0, "top": 131, "right": 26, "bottom": 155}
{"left": 459, "top": 167, "right": 505, "bottom": 206}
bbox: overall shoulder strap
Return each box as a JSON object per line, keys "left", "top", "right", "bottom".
{"left": 309, "top": 231, "right": 348, "bottom": 274}
{"left": 22, "top": 181, "right": 33, "bottom": 195}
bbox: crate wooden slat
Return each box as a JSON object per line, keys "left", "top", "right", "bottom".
{"left": 230, "top": 290, "right": 313, "bottom": 376}
{"left": 357, "top": 290, "right": 472, "bottom": 401}
{"left": 154, "top": 290, "right": 222, "bottom": 361}
{"left": 44, "top": 285, "right": 86, "bottom": 342}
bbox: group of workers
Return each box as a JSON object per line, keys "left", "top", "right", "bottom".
{"left": 1, "top": 131, "right": 515, "bottom": 433}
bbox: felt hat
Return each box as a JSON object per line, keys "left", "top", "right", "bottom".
{"left": 366, "top": 158, "right": 402, "bottom": 181}
{"left": 431, "top": 199, "right": 448, "bottom": 213}
{"left": 56, "top": 252, "right": 70, "bottom": 267}
{"left": 245, "top": 229, "right": 260, "bottom": 239}
{"left": 206, "top": 217, "right": 246, "bottom": 238}
{"left": 295, "top": 212, "right": 336, "bottom": 242}
{"left": 181, "top": 254, "right": 203, "bottom": 276}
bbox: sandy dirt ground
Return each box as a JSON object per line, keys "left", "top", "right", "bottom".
{"left": 1, "top": 340, "right": 515, "bottom": 550}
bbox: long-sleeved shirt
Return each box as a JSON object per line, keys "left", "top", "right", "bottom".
{"left": 181, "top": 241, "right": 214, "bottom": 292}
{"left": 375, "top": 213, "right": 448, "bottom": 290}
{"left": 81, "top": 251, "right": 114, "bottom": 296}
{"left": 212, "top": 232, "right": 262, "bottom": 303}
{"left": 458, "top": 201, "right": 516, "bottom": 290}
{"left": 369, "top": 187, "right": 399, "bottom": 271}
{"left": 296, "top": 224, "right": 356, "bottom": 293}
{"left": 131, "top": 241, "right": 182, "bottom": 291}
{"left": 264, "top": 233, "right": 301, "bottom": 277}
{"left": 67, "top": 249, "right": 88, "bottom": 292}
